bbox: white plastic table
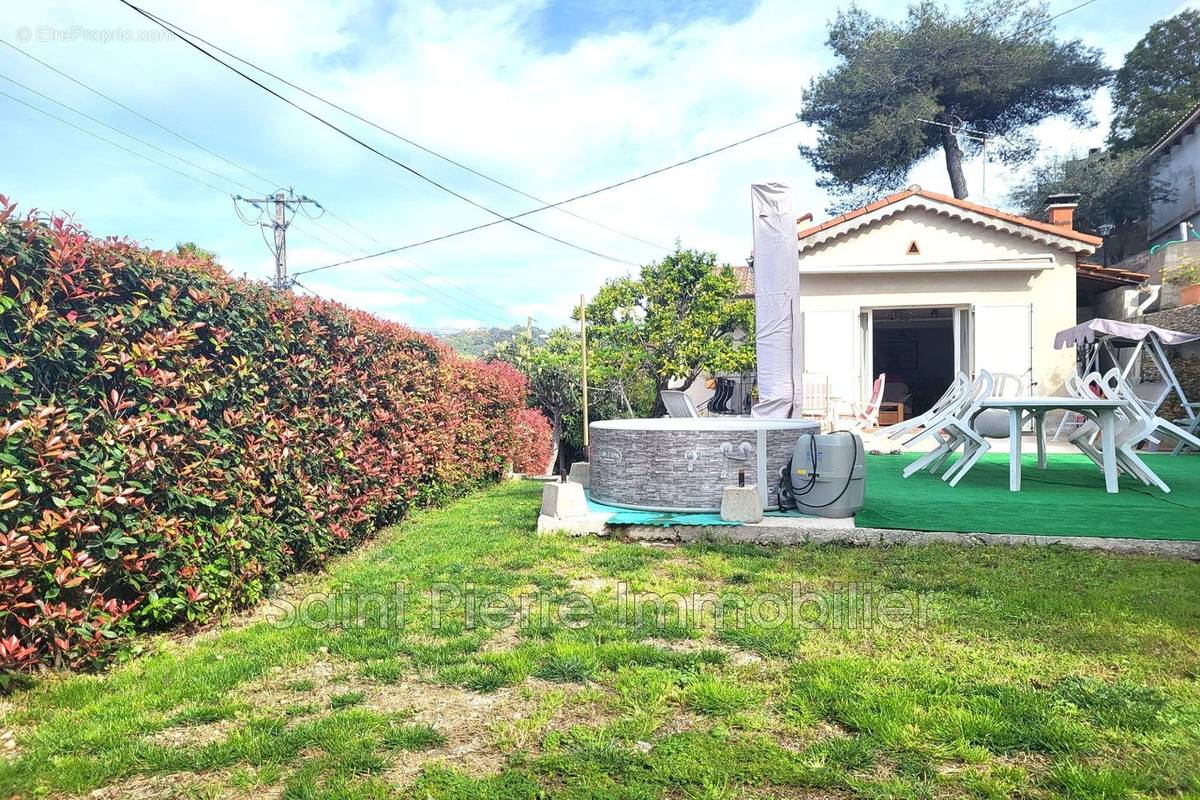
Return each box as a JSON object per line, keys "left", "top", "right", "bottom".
{"left": 979, "top": 398, "right": 1125, "bottom": 493}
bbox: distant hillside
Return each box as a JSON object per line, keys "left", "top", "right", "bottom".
{"left": 438, "top": 325, "right": 543, "bottom": 358}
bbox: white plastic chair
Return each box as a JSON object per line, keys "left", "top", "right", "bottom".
{"left": 1065, "top": 369, "right": 1196, "bottom": 492}
{"left": 878, "top": 374, "right": 968, "bottom": 444}
{"left": 1105, "top": 370, "right": 1200, "bottom": 485}
{"left": 660, "top": 390, "right": 700, "bottom": 418}
{"left": 902, "top": 371, "right": 994, "bottom": 486}
{"left": 1068, "top": 369, "right": 1169, "bottom": 492}
{"left": 798, "top": 372, "right": 831, "bottom": 428}
{"left": 972, "top": 372, "right": 1027, "bottom": 440}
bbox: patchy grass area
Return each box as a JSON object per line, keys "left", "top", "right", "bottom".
{"left": 1, "top": 480, "right": 1198, "bottom": 799}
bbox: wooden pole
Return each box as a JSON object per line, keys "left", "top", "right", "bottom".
{"left": 580, "top": 294, "right": 589, "bottom": 451}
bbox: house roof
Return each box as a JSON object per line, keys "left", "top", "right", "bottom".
{"left": 731, "top": 265, "right": 755, "bottom": 298}
{"left": 796, "top": 187, "right": 1103, "bottom": 253}
{"left": 1144, "top": 100, "right": 1200, "bottom": 162}
{"left": 1075, "top": 262, "right": 1147, "bottom": 287}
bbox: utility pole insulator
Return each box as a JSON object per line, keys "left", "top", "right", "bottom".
{"left": 234, "top": 189, "right": 321, "bottom": 290}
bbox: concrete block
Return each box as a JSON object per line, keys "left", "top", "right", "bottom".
{"left": 568, "top": 461, "right": 590, "bottom": 489}
{"left": 719, "top": 485, "right": 763, "bottom": 523}
{"left": 540, "top": 481, "right": 589, "bottom": 518}
{"left": 536, "top": 513, "right": 609, "bottom": 536}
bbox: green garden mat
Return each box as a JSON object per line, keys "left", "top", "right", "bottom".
{"left": 858, "top": 452, "right": 1200, "bottom": 541}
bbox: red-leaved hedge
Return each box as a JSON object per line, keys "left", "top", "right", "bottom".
{"left": 0, "top": 196, "right": 548, "bottom": 680}
{"left": 511, "top": 407, "right": 553, "bottom": 475}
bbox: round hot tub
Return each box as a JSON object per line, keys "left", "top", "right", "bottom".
{"left": 588, "top": 417, "right": 820, "bottom": 513}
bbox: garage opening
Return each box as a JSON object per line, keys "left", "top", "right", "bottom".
{"left": 871, "top": 307, "right": 955, "bottom": 418}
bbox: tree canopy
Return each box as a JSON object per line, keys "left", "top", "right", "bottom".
{"left": 799, "top": 0, "right": 1110, "bottom": 205}
{"left": 583, "top": 248, "right": 754, "bottom": 414}
{"left": 441, "top": 324, "right": 543, "bottom": 358}
{"left": 1007, "top": 148, "right": 1168, "bottom": 263}
{"left": 1108, "top": 9, "right": 1200, "bottom": 151}
{"left": 489, "top": 326, "right": 629, "bottom": 473}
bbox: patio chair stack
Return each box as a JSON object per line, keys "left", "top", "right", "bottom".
{"left": 900, "top": 371, "right": 995, "bottom": 487}
{"left": 1067, "top": 368, "right": 1200, "bottom": 493}
{"left": 877, "top": 374, "right": 969, "bottom": 444}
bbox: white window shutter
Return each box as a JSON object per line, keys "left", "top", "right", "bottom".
{"left": 975, "top": 304, "right": 1033, "bottom": 390}
{"left": 802, "top": 309, "right": 859, "bottom": 401}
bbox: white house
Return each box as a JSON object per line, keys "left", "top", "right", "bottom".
{"left": 790, "top": 187, "right": 1107, "bottom": 415}
{"left": 690, "top": 187, "right": 1151, "bottom": 418}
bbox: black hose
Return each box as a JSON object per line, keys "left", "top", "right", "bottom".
{"left": 778, "top": 431, "right": 861, "bottom": 511}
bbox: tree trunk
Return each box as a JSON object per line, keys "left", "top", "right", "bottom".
{"left": 547, "top": 412, "right": 562, "bottom": 476}
{"left": 615, "top": 384, "right": 634, "bottom": 416}
{"left": 652, "top": 380, "right": 669, "bottom": 417}
{"left": 939, "top": 121, "right": 969, "bottom": 199}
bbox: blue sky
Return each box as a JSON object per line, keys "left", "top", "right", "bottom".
{"left": 2, "top": 0, "right": 1196, "bottom": 331}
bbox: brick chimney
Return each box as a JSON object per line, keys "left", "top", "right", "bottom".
{"left": 1045, "top": 192, "right": 1080, "bottom": 229}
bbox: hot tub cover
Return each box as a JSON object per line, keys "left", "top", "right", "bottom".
{"left": 1054, "top": 318, "right": 1200, "bottom": 349}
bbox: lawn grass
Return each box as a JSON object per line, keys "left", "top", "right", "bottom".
{"left": 1, "top": 480, "right": 1198, "bottom": 799}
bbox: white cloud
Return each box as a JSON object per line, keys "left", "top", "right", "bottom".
{"left": 3, "top": 0, "right": 1186, "bottom": 330}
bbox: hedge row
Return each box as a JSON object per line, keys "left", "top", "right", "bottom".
{"left": 0, "top": 196, "right": 549, "bottom": 680}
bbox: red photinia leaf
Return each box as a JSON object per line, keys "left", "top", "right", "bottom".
{"left": 0, "top": 198, "right": 547, "bottom": 677}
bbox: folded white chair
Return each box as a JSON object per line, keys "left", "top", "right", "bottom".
{"left": 903, "top": 371, "right": 994, "bottom": 486}
{"left": 879, "top": 374, "right": 968, "bottom": 443}
{"left": 841, "top": 372, "right": 887, "bottom": 434}
{"left": 660, "top": 390, "right": 701, "bottom": 418}
{"left": 1069, "top": 369, "right": 1198, "bottom": 493}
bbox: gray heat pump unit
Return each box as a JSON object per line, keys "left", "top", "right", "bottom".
{"left": 780, "top": 432, "right": 866, "bottom": 518}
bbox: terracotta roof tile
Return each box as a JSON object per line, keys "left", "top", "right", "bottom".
{"left": 1075, "top": 261, "right": 1147, "bottom": 286}
{"left": 796, "top": 188, "right": 1104, "bottom": 247}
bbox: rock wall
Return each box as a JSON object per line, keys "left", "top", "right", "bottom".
{"left": 1139, "top": 304, "right": 1200, "bottom": 419}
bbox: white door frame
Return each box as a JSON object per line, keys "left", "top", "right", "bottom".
{"left": 859, "top": 309, "right": 873, "bottom": 403}
{"left": 860, "top": 304, "right": 963, "bottom": 400}
{"left": 953, "top": 304, "right": 974, "bottom": 378}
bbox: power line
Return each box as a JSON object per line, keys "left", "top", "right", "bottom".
{"left": 310, "top": 207, "right": 512, "bottom": 316}
{"left": 0, "top": 68, "right": 485, "bottom": 312}
{"left": 96, "top": 6, "right": 672, "bottom": 253}
{"left": 0, "top": 70, "right": 259, "bottom": 194}
{"left": 293, "top": 116, "right": 805, "bottom": 277}
{"left": 1, "top": 66, "right": 507, "bottom": 319}
{"left": 290, "top": 218, "right": 514, "bottom": 325}
{"left": 379, "top": 270, "right": 512, "bottom": 326}
{"left": 119, "top": 0, "right": 637, "bottom": 268}
{"left": 0, "top": 87, "right": 230, "bottom": 195}
{"left": 288, "top": 203, "right": 515, "bottom": 317}
{"left": 0, "top": 35, "right": 276, "bottom": 190}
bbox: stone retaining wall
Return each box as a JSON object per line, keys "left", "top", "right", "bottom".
{"left": 1138, "top": 304, "right": 1200, "bottom": 419}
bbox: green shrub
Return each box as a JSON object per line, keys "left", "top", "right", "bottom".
{"left": 0, "top": 197, "right": 548, "bottom": 680}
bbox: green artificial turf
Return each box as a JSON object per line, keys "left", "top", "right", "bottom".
{"left": 859, "top": 452, "right": 1200, "bottom": 540}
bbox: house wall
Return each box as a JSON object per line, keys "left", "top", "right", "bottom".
{"left": 1149, "top": 122, "right": 1200, "bottom": 247}
{"left": 796, "top": 209, "right": 1080, "bottom": 399}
